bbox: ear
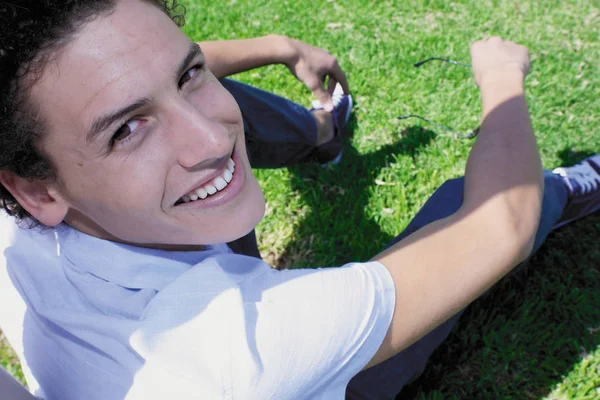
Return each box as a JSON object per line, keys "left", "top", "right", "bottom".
{"left": 0, "top": 171, "right": 69, "bottom": 227}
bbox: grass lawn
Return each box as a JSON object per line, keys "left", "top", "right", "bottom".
{"left": 2, "top": 0, "right": 599, "bottom": 398}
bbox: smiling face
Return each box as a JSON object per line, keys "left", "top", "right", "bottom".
{"left": 28, "top": 0, "right": 265, "bottom": 247}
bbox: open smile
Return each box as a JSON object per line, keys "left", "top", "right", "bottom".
{"left": 174, "top": 146, "right": 246, "bottom": 208}
{"left": 179, "top": 157, "right": 235, "bottom": 203}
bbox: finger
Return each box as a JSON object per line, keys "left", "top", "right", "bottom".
{"left": 329, "top": 62, "right": 350, "bottom": 94}
{"left": 312, "top": 85, "right": 333, "bottom": 112}
{"left": 327, "top": 75, "right": 337, "bottom": 95}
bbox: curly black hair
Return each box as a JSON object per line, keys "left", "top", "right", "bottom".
{"left": 0, "top": 0, "right": 185, "bottom": 225}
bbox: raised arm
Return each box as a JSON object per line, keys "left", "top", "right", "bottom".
{"left": 368, "top": 38, "right": 544, "bottom": 368}
{"left": 198, "top": 35, "right": 349, "bottom": 111}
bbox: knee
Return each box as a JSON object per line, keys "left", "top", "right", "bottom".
{"left": 416, "top": 177, "right": 465, "bottom": 221}
{"left": 437, "top": 177, "right": 465, "bottom": 195}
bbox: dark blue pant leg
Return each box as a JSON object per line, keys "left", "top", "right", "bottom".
{"left": 220, "top": 79, "right": 319, "bottom": 168}
{"left": 346, "top": 171, "right": 568, "bottom": 399}
{"left": 221, "top": 79, "right": 319, "bottom": 256}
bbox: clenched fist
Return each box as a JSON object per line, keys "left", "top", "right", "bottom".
{"left": 470, "top": 37, "right": 530, "bottom": 88}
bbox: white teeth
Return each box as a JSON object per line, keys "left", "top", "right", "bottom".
{"left": 205, "top": 184, "right": 217, "bottom": 195}
{"left": 196, "top": 188, "right": 208, "bottom": 199}
{"left": 214, "top": 177, "right": 227, "bottom": 191}
{"left": 223, "top": 169, "right": 233, "bottom": 183}
{"left": 179, "top": 157, "right": 235, "bottom": 204}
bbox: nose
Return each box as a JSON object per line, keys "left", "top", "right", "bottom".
{"left": 167, "top": 100, "right": 232, "bottom": 169}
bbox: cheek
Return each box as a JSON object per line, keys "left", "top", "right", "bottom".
{"left": 56, "top": 156, "right": 166, "bottom": 214}
{"left": 190, "top": 81, "right": 243, "bottom": 127}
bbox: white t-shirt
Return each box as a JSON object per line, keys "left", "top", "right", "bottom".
{"left": 0, "top": 216, "right": 395, "bottom": 399}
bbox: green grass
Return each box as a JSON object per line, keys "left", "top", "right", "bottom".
{"left": 2, "top": 0, "right": 600, "bottom": 398}
{"left": 1, "top": 330, "right": 24, "bottom": 384}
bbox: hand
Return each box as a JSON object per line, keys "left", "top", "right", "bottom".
{"left": 282, "top": 37, "right": 350, "bottom": 112}
{"left": 470, "top": 37, "right": 530, "bottom": 87}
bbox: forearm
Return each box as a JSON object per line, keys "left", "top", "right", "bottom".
{"left": 198, "top": 34, "right": 294, "bottom": 79}
{"left": 369, "top": 78, "right": 543, "bottom": 365}
{"left": 463, "top": 68, "right": 543, "bottom": 259}
{"left": 369, "top": 42, "right": 544, "bottom": 367}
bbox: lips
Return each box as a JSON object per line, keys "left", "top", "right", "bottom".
{"left": 178, "top": 157, "right": 235, "bottom": 204}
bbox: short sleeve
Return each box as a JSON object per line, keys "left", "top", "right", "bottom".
{"left": 236, "top": 259, "right": 396, "bottom": 399}
{"left": 126, "top": 256, "right": 395, "bottom": 400}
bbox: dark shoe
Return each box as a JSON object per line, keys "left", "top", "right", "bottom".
{"left": 552, "top": 154, "right": 600, "bottom": 229}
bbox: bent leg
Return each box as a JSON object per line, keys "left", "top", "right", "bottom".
{"left": 223, "top": 79, "right": 342, "bottom": 256}
{"left": 222, "top": 79, "right": 319, "bottom": 255}
{"left": 221, "top": 79, "right": 320, "bottom": 168}
{"left": 346, "top": 171, "right": 568, "bottom": 399}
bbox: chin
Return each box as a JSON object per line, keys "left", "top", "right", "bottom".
{"left": 195, "top": 185, "right": 266, "bottom": 246}
{"left": 222, "top": 189, "right": 266, "bottom": 244}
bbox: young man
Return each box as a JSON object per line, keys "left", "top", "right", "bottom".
{"left": 0, "top": 1, "right": 598, "bottom": 399}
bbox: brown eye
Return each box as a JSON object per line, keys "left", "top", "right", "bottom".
{"left": 113, "top": 125, "right": 131, "bottom": 142}
{"left": 110, "top": 119, "right": 140, "bottom": 146}
{"left": 178, "top": 66, "right": 199, "bottom": 87}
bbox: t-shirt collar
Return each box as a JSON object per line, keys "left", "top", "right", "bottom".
{"left": 55, "top": 224, "right": 230, "bottom": 291}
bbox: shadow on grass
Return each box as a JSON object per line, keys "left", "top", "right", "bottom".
{"left": 556, "top": 147, "right": 596, "bottom": 167}
{"left": 272, "top": 120, "right": 436, "bottom": 269}
{"left": 397, "top": 148, "right": 600, "bottom": 399}
{"left": 267, "top": 109, "right": 600, "bottom": 398}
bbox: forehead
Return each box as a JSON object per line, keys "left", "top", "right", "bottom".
{"left": 31, "top": 0, "right": 188, "bottom": 140}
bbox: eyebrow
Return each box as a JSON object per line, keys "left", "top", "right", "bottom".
{"left": 87, "top": 98, "right": 152, "bottom": 143}
{"left": 175, "top": 43, "right": 203, "bottom": 83}
{"left": 86, "top": 43, "right": 204, "bottom": 144}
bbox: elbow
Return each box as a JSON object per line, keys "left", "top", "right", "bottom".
{"left": 512, "top": 203, "right": 542, "bottom": 262}
{"left": 468, "top": 183, "right": 544, "bottom": 264}
{"left": 496, "top": 188, "right": 544, "bottom": 263}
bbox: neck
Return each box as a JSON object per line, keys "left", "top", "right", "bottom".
{"left": 63, "top": 210, "right": 206, "bottom": 252}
